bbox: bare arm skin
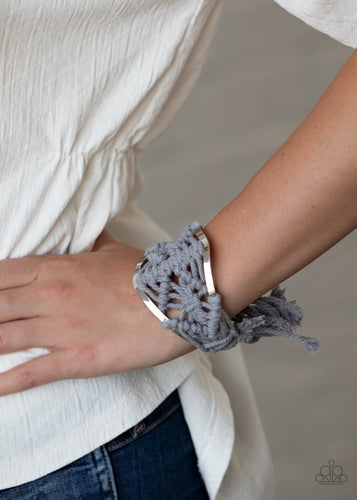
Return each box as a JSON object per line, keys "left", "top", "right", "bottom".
{"left": 1, "top": 43, "right": 357, "bottom": 396}
{"left": 203, "top": 48, "right": 357, "bottom": 318}
{"left": 96, "top": 49, "right": 357, "bottom": 320}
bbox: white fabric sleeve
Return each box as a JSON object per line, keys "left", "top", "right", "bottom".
{"left": 273, "top": 0, "right": 357, "bottom": 48}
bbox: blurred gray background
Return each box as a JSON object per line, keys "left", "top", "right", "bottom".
{"left": 137, "top": 1, "right": 356, "bottom": 499}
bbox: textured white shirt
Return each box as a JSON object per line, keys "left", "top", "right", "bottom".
{"left": 274, "top": 0, "right": 357, "bottom": 48}
{"left": 0, "top": 2, "right": 274, "bottom": 499}
{"left": 1, "top": 0, "right": 351, "bottom": 498}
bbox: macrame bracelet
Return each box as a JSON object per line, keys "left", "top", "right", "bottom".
{"left": 132, "top": 220, "right": 320, "bottom": 355}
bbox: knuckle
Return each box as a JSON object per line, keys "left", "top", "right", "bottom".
{"left": 40, "top": 282, "right": 74, "bottom": 301}
{"left": 72, "top": 345, "right": 96, "bottom": 365}
{"left": 60, "top": 314, "right": 76, "bottom": 330}
{"left": 17, "top": 369, "right": 36, "bottom": 390}
{"left": 54, "top": 282, "right": 74, "bottom": 299}
{"left": 39, "top": 256, "right": 75, "bottom": 279}
{"left": 1, "top": 292, "right": 12, "bottom": 310}
{"left": 0, "top": 324, "right": 7, "bottom": 349}
{"left": 38, "top": 255, "right": 61, "bottom": 275}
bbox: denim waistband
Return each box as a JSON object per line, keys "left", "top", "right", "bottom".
{"left": 103, "top": 388, "right": 181, "bottom": 452}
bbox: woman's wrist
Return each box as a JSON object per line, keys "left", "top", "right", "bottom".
{"left": 203, "top": 51, "right": 357, "bottom": 320}
{"left": 132, "top": 220, "right": 318, "bottom": 354}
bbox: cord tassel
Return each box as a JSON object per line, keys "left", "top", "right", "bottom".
{"left": 133, "top": 221, "right": 321, "bottom": 355}
{"left": 232, "top": 285, "right": 320, "bottom": 355}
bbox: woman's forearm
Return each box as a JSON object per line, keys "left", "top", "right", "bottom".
{"left": 204, "top": 48, "right": 357, "bottom": 319}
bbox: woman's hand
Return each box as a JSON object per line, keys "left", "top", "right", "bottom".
{"left": 0, "top": 234, "right": 196, "bottom": 396}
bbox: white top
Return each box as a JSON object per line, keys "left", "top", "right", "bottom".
{"left": 0, "top": 0, "right": 350, "bottom": 498}
{"left": 0, "top": 2, "right": 274, "bottom": 499}
{"left": 274, "top": 0, "right": 357, "bottom": 48}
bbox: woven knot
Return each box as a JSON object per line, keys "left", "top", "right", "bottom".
{"left": 135, "top": 221, "right": 320, "bottom": 355}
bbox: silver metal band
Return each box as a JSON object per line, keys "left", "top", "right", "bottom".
{"left": 132, "top": 226, "right": 217, "bottom": 333}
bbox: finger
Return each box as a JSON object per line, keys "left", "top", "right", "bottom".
{"left": 0, "top": 317, "right": 60, "bottom": 354}
{"left": 0, "top": 350, "right": 71, "bottom": 396}
{"left": 0, "top": 283, "right": 46, "bottom": 322}
{"left": 0, "top": 254, "right": 45, "bottom": 290}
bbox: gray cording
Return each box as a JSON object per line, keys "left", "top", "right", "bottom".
{"left": 135, "top": 220, "right": 320, "bottom": 355}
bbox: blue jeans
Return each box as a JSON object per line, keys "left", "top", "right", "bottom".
{"left": 0, "top": 388, "right": 209, "bottom": 499}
